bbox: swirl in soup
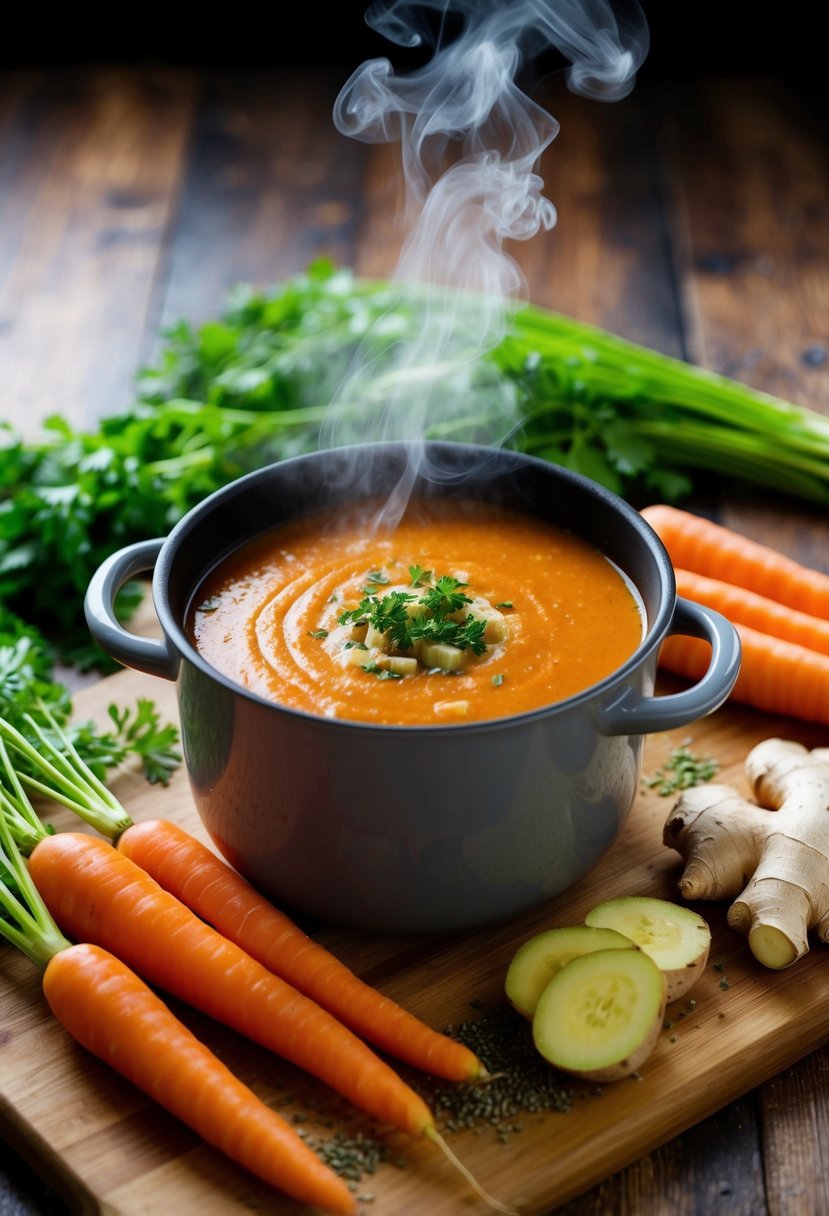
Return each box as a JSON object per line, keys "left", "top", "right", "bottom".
{"left": 188, "top": 499, "right": 643, "bottom": 725}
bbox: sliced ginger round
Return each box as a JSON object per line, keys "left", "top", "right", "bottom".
{"left": 505, "top": 925, "right": 637, "bottom": 1019}
{"left": 532, "top": 947, "right": 666, "bottom": 1082}
{"left": 584, "top": 895, "right": 711, "bottom": 1001}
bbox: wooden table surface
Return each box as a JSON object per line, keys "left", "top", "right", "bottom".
{"left": 1, "top": 13, "right": 828, "bottom": 1215}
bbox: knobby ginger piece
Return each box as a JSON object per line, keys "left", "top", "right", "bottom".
{"left": 663, "top": 738, "right": 829, "bottom": 969}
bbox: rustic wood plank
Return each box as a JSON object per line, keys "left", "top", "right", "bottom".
{"left": 665, "top": 76, "right": 829, "bottom": 412}
{"left": 559, "top": 1097, "right": 765, "bottom": 1216}
{"left": 760, "top": 1048, "right": 829, "bottom": 1216}
{"left": 523, "top": 81, "right": 685, "bottom": 353}
{"left": 0, "top": 67, "right": 197, "bottom": 433}
{"left": 154, "top": 68, "right": 368, "bottom": 338}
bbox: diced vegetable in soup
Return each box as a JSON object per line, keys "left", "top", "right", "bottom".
{"left": 188, "top": 500, "right": 643, "bottom": 725}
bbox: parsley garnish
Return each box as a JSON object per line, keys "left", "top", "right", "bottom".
{"left": 362, "top": 661, "right": 403, "bottom": 680}
{"left": 491, "top": 673, "right": 504, "bottom": 687}
{"left": 409, "top": 564, "right": 433, "bottom": 588}
{"left": 364, "top": 569, "right": 390, "bottom": 592}
{"left": 308, "top": 629, "right": 329, "bottom": 640}
{"left": 340, "top": 590, "right": 416, "bottom": 648}
{"left": 339, "top": 575, "right": 487, "bottom": 656}
{"left": 420, "top": 575, "right": 473, "bottom": 618}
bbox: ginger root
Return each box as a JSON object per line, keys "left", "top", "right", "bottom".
{"left": 663, "top": 738, "right": 829, "bottom": 969}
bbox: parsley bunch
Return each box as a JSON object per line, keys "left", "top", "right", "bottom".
{"left": 4, "top": 257, "right": 829, "bottom": 673}
{"left": 0, "top": 606, "right": 180, "bottom": 788}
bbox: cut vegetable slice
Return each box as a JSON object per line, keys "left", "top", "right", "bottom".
{"left": 584, "top": 896, "right": 711, "bottom": 1001}
{"left": 505, "top": 925, "right": 637, "bottom": 1019}
{"left": 532, "top": 948, "right": 666, "bottom": 1082}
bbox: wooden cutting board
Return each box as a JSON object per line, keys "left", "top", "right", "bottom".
{"left": 2, "top": 666, "right": 829, "bottom": 1216}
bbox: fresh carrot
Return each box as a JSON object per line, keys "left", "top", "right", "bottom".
{"left": 0, "top": 706, "right": 485, "bottom": 1085}
{"left": 3, "top": 741, "right": 514, "bottom": 1215}
{"left": 28, "top": 831, "right": 437, "bottom": 1139}
{"left": 659, "top": 623, "right": 829, "bottom": 727}
{"left": 641, "top": 503, "right": 829, "bottom": 619}
{"left": 117, "top": 818, "right": 483, "bottom": 1084}
{"left": 673, "top": 568, "right": 829, "bottom": 656}
{"left": 0, "top": 776, "right": 355, "bottom": 1216}
{"left": 44, "top": 945, "right": 356, "bottom": 1215}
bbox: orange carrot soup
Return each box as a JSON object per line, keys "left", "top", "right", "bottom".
{"left": 188, "top": 499, "right": 644, "bottom": 725}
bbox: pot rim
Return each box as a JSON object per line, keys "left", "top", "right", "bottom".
{"left": 153, "top": 441, "right": 677, "bottom": 735}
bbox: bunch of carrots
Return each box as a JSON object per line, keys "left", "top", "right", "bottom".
{"left": 0, "top": 712, "right": 513, "bottom": 1215}
{"left": 642, "top": 504, "right": 829, "bottom": 727}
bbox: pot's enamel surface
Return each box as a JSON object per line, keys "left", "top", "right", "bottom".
{"left": 85, "top": 443, "right": 741, "bottom": 931}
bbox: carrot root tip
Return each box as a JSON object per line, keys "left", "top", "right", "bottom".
{"left": 425, "top": 1125, "right": 520, "bottom": 1215}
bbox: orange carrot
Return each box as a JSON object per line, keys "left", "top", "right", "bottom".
{"left": 116, "top": 818, "right": 482, "bottom": 1084}
{"left": 44, "top": 944, "right": 356, "bottom": 1215}
{"left": 29, "top": 831, "right": 436, "bottom": 1140}
{"left": 659, "top": 623, "right": 829, "bottom": 726}
{"left": 641, "top": 503, "right": 829, "bottom": 618}
{"left": 674, "top": 567, "right": 829, "bottom": 656}
{"left": 30, "top": 833, "right": 516, "bottom": 1215}
{"left": 0, "top": 789, "right": 354, "bottom": 1216}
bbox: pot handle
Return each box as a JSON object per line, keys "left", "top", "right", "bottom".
{"left": 84, "top": 540, "right": 179, "bottom": 681}
{"left": 596, "top": 597, "right": 741, "bottom": 736}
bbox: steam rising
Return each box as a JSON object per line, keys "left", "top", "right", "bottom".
{"left": 323, "top": 0, "right": 649, "bottom": 524}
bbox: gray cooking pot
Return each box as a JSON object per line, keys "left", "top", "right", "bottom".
{"left": 85, "top": 442, "right": 740, "bottom": 932}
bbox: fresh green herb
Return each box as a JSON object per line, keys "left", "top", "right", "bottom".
{"left": 0, "top": 608, "right": 180, "bottom": 788}
{"left": 420, "top": 575, "right": 472, "bottom": 619}
{"left": 341, "top": 577, "right": 487, "bottom": 661}
{"left": 308, "top": 629, "right": 329, "bottom": 640}
{"left": 495, "top": 601, "right": 513, "bottom": 610}
{"left": 364, "top": 569, "right": 390, "bottom": 588}
{"left": 106, "top": 701, "right": 182, "bottom": 787}
{"left": 340, "top": 591, "right": 415, "bottom": 648}
{"left": 343, "top": 640, "right": 368, "bottom": 651}
{"left": 409, "top": 564, "right": 433, "bottom": 588}
{"left": 643, "top": 744, "right": 720, "bottom": 796}
{"left": 6, "top": 257, "right": 829, "bottom": 672}
{"left": 361, "top": 662, "right": 403, "bottom": 680}
{"left": 491, "top": 673, "right": 504, "bottom": 687}
{"left": 410, "top": 612, "right": 487, "bottom": 655}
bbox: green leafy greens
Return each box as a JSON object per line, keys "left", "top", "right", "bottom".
{"left": 4, "top": 256, "right": 829, "bottom": 671}
{"left": 0, "top": 606, "right": 180, "bottom": 789}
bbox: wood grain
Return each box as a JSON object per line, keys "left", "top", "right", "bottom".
{"left": 1, "top": 666, "right": 828, "bottom": 1215}
{"left": 0, "top": 68, "right": 196, "bottom": 433}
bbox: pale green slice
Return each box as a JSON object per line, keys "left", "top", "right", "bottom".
{"left": 585, "top": 895, "right": 711, "bottom": 1001}
{"left": 505, "top": 925, "right": 637, "bottom": 1019}
{"left": 532, "top": 947, "right": 666, "bottom": 1082}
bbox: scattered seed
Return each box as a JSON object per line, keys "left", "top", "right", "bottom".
{"left": 415, "top": 1004, "right": 574, "bottom": 1141}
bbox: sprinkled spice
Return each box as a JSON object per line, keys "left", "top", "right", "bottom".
{"left": 417, "top": 1004, "right": 574, "bottom": 1139}
{"left": 303, "top": 1130, "right": 393, "bottom": 1185}
{"left": 643, "top": 743, "right": 720, "bottom": 796}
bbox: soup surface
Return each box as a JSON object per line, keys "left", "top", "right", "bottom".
{"left": 188, "top": 499, "right": 643, "bottom": 726}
